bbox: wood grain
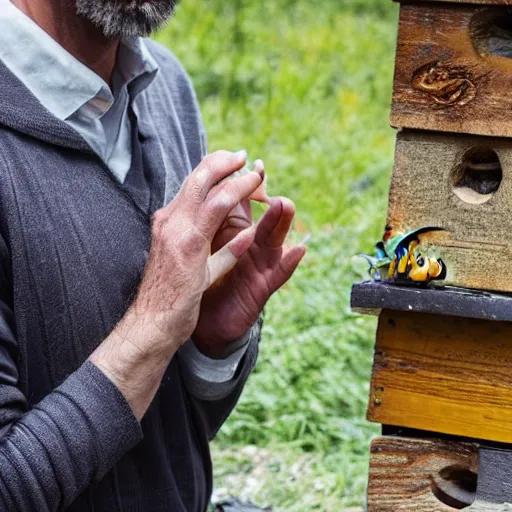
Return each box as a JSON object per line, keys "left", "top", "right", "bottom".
{"left": 368, "top": 436, "right": 479, "bottom": 511}
{"left": 368, "top": 438, "right": 512, "bottom": 510}
{"left": 368, "top": 310, "right": 512, "bottom": 443}
{"left": 388, "top": 130, "right": 512, "bottom": 293}
{"left": 391, "top": 4, "right": 512, "bottom": 138}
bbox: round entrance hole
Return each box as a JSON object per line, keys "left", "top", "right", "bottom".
{"left": 470, "top": 8, "right": 512, "bottom": 59}
{"left": 451, "top": 147, "right": 502, "bottom": 204}
{"left": 432, "top": 466, "right": 477, "bottom": 509}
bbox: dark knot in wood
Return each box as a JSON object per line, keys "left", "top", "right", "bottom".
{"left": 412, "top": 61, "right": 476, "bottom": 107}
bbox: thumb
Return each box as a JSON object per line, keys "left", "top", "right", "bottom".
{"left": 207, "top": 224, "right": 256, "bottom": 288}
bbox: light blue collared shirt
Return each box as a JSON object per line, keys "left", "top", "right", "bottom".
{"left": 0, "top": 0, "right": 158, "bottom": 183}
{"left": 0, "top": 0, "right": 252, "bottom": 386}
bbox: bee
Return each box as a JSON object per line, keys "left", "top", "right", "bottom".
{"left": 359, "top": 226, "right": 446, "bottom": 284}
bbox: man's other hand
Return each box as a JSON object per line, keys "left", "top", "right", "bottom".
{"left": 192, "top": 159, "right": 307, "bottom": 358}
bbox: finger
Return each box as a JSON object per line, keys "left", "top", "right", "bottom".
{"left": 250, "top": 160, "right": 271, "bottom": 204}
{"left": 272, "top": 244, "right": 307, "bottom": 290}
{"left": 253, "top": 159, "right": 265, "bottom": 178}
{"left": 226, "top": 197, "right": 253, "bottom": 229}
{"left": 199, "top": 170, "right": 264, "bottom": 240}
{"left": 210, "top": 197, "right": 252, "bottom": 254}
{"left": 207, "top": 225, "right": 256, "bottom": 288}
{"left": 181, "top": 150, "right": 248, "bottom": 205}
{"left": 255, "top": 196, "right": 296, "bottom": 248}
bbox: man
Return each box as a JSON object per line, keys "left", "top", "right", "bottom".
{"left": 0, "top": 0, "right": 306, "bottom": 510}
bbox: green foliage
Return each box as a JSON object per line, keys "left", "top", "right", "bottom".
{"left": 155, "top": 1, "right": 399, "bottom": 509}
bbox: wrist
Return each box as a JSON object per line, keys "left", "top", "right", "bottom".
{"left": 191, "top": 338, "right": 231, "bottom": 359}
{"left": 89, "top": 310, "right": 180, "bottom": 420}
{"left": 192, "top": 324, "right": 253, "bottom": 359}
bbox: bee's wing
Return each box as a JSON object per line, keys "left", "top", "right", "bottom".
{"left": 396, "top": 227, "right": 445, "bottom": 252}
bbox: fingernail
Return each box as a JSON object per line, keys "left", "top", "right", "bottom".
{"left": 234, "top": 149, "right": 248, "bottom": 162}
{"left": 253, "top": 159, "right": 265, "bottom": 175}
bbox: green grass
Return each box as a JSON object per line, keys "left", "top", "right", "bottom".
{"left": 156, "top": 1, "right": 399, "bottom": 509}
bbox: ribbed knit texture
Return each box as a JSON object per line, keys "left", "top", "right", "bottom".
{"left": 0, "top": 40, "right": 258, "bottom": 511}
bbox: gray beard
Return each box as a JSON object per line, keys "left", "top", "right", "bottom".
{"left": 75, "top": 0, "right": 179, "bottom": 38}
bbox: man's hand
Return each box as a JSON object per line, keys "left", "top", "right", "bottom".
{"left": 192, "top": 160, "right": 307, "bottom": 358}
{"left": 90, "top": 150, "right": 264, "bottom": 419}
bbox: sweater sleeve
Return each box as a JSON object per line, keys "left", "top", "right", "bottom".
{"left": 0, "top": 236, "right": 142, "bottom": 512}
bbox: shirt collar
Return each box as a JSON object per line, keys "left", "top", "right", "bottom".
{"left": 0, "top": 0, "right": 159, "bottom": 121}
{"left": 113, "top": 37, "right": 159, "bottom": 107}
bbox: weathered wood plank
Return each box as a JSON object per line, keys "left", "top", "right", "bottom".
{"left": 368, "top": 436, "right": 479, "bottom": 511}
{"left": 351, "top": 282, "right": 512, "bottom": 322}
{"left": 368, "top": 311, "right": 512, "bottom": 443}
{"left": 368, "top": 438, "right": 512, "bottom": 510}
{"left": 391, "top": 4, "right": 512, "bottom": 138}
{"left": 387, "top": 130, "right": 512, "bottom": 293}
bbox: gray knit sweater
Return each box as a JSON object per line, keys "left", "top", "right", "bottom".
{"left": 0, "top": 40, "right": 259, "bottom": 511}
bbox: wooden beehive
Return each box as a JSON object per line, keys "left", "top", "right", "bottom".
{"left": 351, "top": 0, "right": 512, "bottom": 509}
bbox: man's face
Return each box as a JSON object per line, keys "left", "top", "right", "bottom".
{"left": 75, "top": 0, "right": 180, "bottom": 38}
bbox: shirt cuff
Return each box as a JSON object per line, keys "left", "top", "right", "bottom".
{"left": 180, "top": 328, "right": 253, "bottom": 384}
{"left": 179, "top": 318, "right": 263, "bottom": 402}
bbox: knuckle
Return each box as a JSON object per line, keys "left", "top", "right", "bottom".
{"left": 200, "top": 153, "right": 221, "bottom": 173}
{"left": 210, "top": 149, "right": 232, "bottom": 161}
{"left": 185, "top": 176, "right": 205, "bottom": 202}
{"left": 179, "top": 227, "right": 207, "bottom": 258}
{"left": 211, "top": 188, "right": 236, "bottom": 213}
{"left": 192, "top": 166, "right": 209, "bottom": 186}
{"left": 151, "top": 209, "right": 167, "bottom": 237}
{"left": 199, "top": 156, "right": 213, "bottom": 174}
{"left": 201, "top": 151, "right": 235, "bottom": 174}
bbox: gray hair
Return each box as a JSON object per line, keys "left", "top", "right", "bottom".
{"left": 75, "top": 0, "right": 179, "bottom": 38}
